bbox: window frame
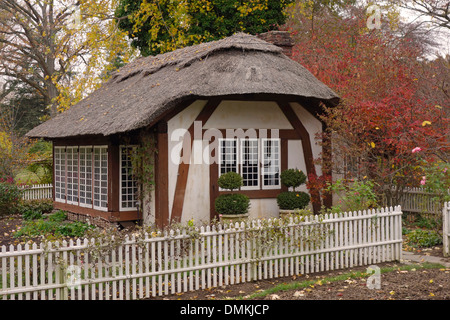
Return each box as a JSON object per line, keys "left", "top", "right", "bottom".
{"left": 218, "top": 138, "right": 239, "bottom": 178}
{"left": 79, "top": 146, "right": 93, "bottom": 208}
{"left": 54, "top": 146, "right": 66, "bottom": 203}
{"left": 261, "top": 138, "right": 281, "bottom": 190}
{"left": 119, "top": 145, "right": 139, "bottom": 211}
{"left": 93, "top": 145, "right": 108, "bottom": 212}
{"left": 66, "top": 146, "right": 79, "bottom": 205}
{"left": 218, "top": 137, "right": 281, "bottom": 192}
{"left": 240, "top": 138, "right": 260, "bottom": 191}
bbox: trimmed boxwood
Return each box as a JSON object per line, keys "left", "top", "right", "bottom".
{"left": 217, "top": 171, "right": 243, "bottom": 191}
{"left": 215, "top": 172, "right": 250, "bottom": 216}
{"left": 215, "top": 193, "right": 250, "bottom": 216}
{"left": 276, "top": 191, "right": 310, "bottom": 210}
{"left": 280, "top": 169, "right": 307, "bottom": 191}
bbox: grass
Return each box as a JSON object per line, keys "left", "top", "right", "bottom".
{"left": 235, "top": 262, "right": 446, "bottom": 300}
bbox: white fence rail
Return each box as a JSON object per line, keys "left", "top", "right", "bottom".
{"left": 444, "top": 202, "right": 450, "bottom": 257}
{"left": 0, "top": 206, "right": 403, "bottom": 300}
{"left": 389, "top": 187, "right": 448, "bottom": 215}
{"left": 20, "top": 184, "right": 53, "bottom": 200}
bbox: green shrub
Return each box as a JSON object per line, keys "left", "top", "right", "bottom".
{"left": 14, "top": 219, "right": 95, "bottom": 239}
{"left": 215, "top": 172, "right": 250, "bottom": 216}
{"left": 0, "top": 182, "right": 22, "bottom": 216}
{"left": 218, "top": 171, "right": 243, "bottom": 191}
{"left": 55, "top": 221, "right": 94, "bottom": 237}
{"left": 414, "top": 215, "right": 441, "bottom": 230}
{"left": 327, "top": 179, "right": 378, "bottom": 212}
{"left": 48, "top": 210, "right": 67, "bottom": 222}
{"left": 215, "top": 194, "right": 250, "bottom": 216}
{"left": 22, "top": 209, "right": 43, "bottom": 220}
{"left": 405, "top": 229, "right": 442, "bottom": 248}
{"left": 18, "top": 199, "right": 53, "bottom": 215}
{"left": 280, "top": 169, "right": 307, "bottom": 191}
{"left": 276, "top": 191, "right": 310, "bottom": 210}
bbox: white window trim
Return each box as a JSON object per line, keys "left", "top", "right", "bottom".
{"left": 218, "top": 137, "right": 283, "bottom": 192}
{"left": 54, "top": 146, "right": 66, "bottom": 203}
{"left": 119, "top": 145, "right": 138, "bottom": 211}
{"left": 240, "top": 138, "right": 260, "bottom": 191}
{"left": 218, "top": 138, "right": 239, "bottom": 191}
{"left": 261, "top": 138, "right": 281, "bottom": 190}
{"left": 79, "top": 146, "right": 93, "bottom": 208}
{"left": 66, "top": 146, "right": 79, "bottom": 205}
{"left": 93, "top": 145, "right": 108, "bottom": 212}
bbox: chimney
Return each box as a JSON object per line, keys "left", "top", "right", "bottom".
{"left": 257, "top": 31, "right": 294, "bottom": 58}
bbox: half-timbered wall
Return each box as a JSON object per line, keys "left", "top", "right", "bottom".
{"left": 154, "top": 99, "right": 323, "bottom": 225}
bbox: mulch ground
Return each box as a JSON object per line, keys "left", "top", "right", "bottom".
{"left": 0, "top": 214, "right": 27, "bottom": 248}
{"left": 144, "top": 262, "right": 450, "bottom": 301}
{"left": 1, "top": 214, "right": 449, "bottom": 301}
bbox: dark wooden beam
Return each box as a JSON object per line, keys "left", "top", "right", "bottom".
{"left": 170, "top": 98, "right": 222, "bottom": 224}
{"left": 281, "top": 138, "right": 289, "bottom": 193}
{"left": 155, "top": 122, "right": 169, "bottom": 228}
{"left": 277, "top": 101, "right": 321, "bottom": 214}
{"left": 107, "top": 136, "right": 120, "bottom": 213}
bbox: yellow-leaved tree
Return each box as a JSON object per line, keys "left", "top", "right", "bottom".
{"left": 0, "top": 0, "right": 137, "bottom": 116}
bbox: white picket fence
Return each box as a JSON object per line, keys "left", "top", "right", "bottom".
{"left": 443, "top": 202, "right": 450, "bottom": 257}
{"left": 0, "top": 206, "right": 403, "bottom": 300}
{"left": 20, "top": 184, "right": 53, "bottom": 200}
{"left": 393, "top": 187, "right": 448, "bottom": 215}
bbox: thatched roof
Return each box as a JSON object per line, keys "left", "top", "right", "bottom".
{"left": 27, "top": 33, "right": 339, "bottom": 139}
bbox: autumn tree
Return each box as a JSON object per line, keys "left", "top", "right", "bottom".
{"left": 0, "top": 0, "right": 136, "bottom": 116}
{"left": 286, "top": 5, "right": 449, "bottom": 206}
{"left": 115, "top": 0, "right": 294, "bottom": 56}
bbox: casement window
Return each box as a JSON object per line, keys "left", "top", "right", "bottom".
{"left": 66, "top": 147, "right": 79, "bottom": 205}
{"left": 241, "top": 139, "right": 259, "bottom": 190}
{"left": 79, "top": 147, "right": 93, "bottom": 208}
{"left": 120, "top": 146, "right": 138, "bottom": 211}
{"left": 219, "top": 139, "right": 238, "bottom": 176}
{"left": 218, "top": 138, "right": 281, "bottom": 191}
{"left": 54, "top": 145, "right": 108, "bottom": 211}
{"left": 93, "top": 146, "right": 108, "bottom": 211}
{"left": 54, "top": 147, "right": 66, "bottom": 202}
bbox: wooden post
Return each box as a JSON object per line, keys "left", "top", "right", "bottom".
{"left": 155, "top": 122, "right": 169, "bottom": 229}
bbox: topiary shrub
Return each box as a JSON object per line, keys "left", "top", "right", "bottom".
{"left": 217, "top": 171, "right": 243, "bottom": 191}
{"left": 276, "top": 191, "right": 310, "bottom": 210}
{"left": 215, "top": 193, "right": 250, "bottom": 215}
{"left": 280, "top": 169, "right": 307, "bottom": 191}
{"left": 215, "top": 172, "right": 250, "bottom": 216}
{"left": 277, "top": 169, "right": 310, "bottom": 210}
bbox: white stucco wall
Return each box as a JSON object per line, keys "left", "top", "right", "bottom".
{"left": 290, "top": 102, "right": 323, "bottom": 177}
{"left": 160, "top": 100, "right": 322, "bottom": 225}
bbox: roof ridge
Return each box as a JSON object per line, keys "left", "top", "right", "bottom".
{"left": 112, "top": 32, "right": 282, "bottom": 83}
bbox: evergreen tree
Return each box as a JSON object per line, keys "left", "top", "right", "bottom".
{"left": 115, "top": 0, "right": 294, "bottom": 56}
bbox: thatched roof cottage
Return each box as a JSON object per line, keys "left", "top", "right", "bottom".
{"left": 27, "top": 31, "right": 339, "bottom": 228}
